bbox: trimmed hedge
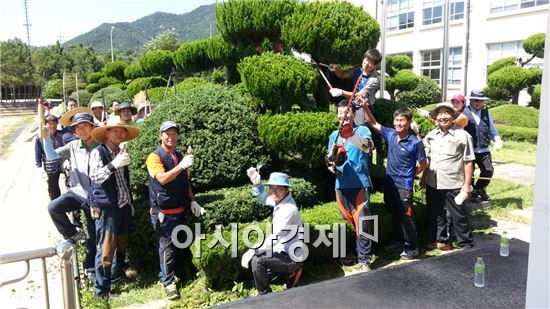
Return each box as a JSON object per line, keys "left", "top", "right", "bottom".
{"left": 176, "top": 77, "right": 213, "bottom": 93}
{"left": 102, "top": 61, "right": 127, "bottom": 81}
{"left": 124, "top": 64, "right": 144, "bottom": 80}
{"left": 126, "top": 76, "right": 167, "bottom": 99}
{"left": 89, "top": 86, "right": 130, "bottom": 105}
{"left": 87, "top": 72, "right": 104, "bottom": 83}
{"left": 495, "top": 124, "right": 538, "bottom": 143}
{"left": 146, "top": 86, "right": 172, "bottom": 103}
{"left": 490, "top": 104, "right": 539, "bottom": 128}
{"left": 257, "top": 111, "right": 338, "bottom": 166}
{"left": 139, "top": 50, "right": 174, "bottom": 77}
{"left": 98, "top": 76, "right": 121, "bottom": 88}
{"left": 85, "top": 83, "right": 101, "bottom": 94}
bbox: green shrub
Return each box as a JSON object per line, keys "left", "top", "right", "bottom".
{"left": 146, "top": 86, "right": 172, "bottom": 103}
{"left": 397, "top": 76, "right": 441, "bottom": 107}
{"left": 176, "top": 77, "right": 213, "bottom": 93}
{"left": 173, "top": 39, "right": 216, "bottom": 74}
{"left": 89, "top": 86, "right": 130, "bottom": 105}
{"left": 485, "top": 66, "right": 530, "bottom": 103}
{"left": 487, "top": 57, "right": 516, "bottom": 75}
{"left": 127, "top": 84, "right": 269, "bottom": 197}
{"left": 139, "top": 50, "right": 174, "bottom": 77}
{"left": 68, "top": 90, "right": 92, "bottom": 107}
{"left": 124, "top": 64, "right": 144, "bottom": 80}
{"left": 87, "top": 71, "right": 104, "bottom": 83}
{"left": 238, "top": 52, "right": 318, "bottom": 111}
{"left": 126, "top": 76, "right": 166, "bottom": 99}
{"left": 385, "top": 69, "right": 419, "bottom": 100}
{"left": 489, "top": 105, "right": 539, "bottom": 128}
{"left": 126, "top": 198, "right": 160, "bottom": 273}
{"left": 523, "top": 32, "right": 545, "bottom": 59}
{"left": 495, "top": 124, "right": 538, "bottom": 143}
{"left": 43, "top": 79, "right": 63, "bottom": 99}
{"left": 98, "top": 76, "right": 121, "bottom": 88}
{"left": 257, "top": 112, "right": 338, "bottom": 166}
{"left": 483, "top": 99, "right": 509, "bottom": 109}
{"left": 530, "top": 84, "right": 541, "bottom": 108}
{"left": 102, "top": 61, "right": 127, "bottom": 81}
{"left": 85, "top": 83, "right": 101, "bottom": 94}
{"left": 281, "top": 1, "right": 380, "bottom": 65}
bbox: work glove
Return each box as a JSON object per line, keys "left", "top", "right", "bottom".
{"left": 190, "top": 201, "right": 205, "bottom": 217}
{"left": 329, "top": 88, "right": 343, "bottom": 97}
{"left": 410, "top": 122, "right": 419, "bottom": 135}
{"left": 91, "top": 207, "right": 101, "bottom": 220}
{"left": 415, "top": 108, "right": 431, "bottom": 118}
{"left": 111, "top": 151, "right": 130, "bottom": 169}
{"left": 39, "top": 126, "right": 49, "bottom": 139}
{"left": 348, "top": 134, "right": 374, "bottom": 153}
{"left": 178, "top": 154, "right": 194, "bottom": 170}
{"left": 241, "top": 249, "right": 255, "bottom": 269}
{"left": 119, "top": 141, "right": 128, "bottom": 152}
{"left": 246, "top": 166, "right": 262, "bottom": 186}
{"left": 493, "top": 136, "right": 503, "bottom": 151}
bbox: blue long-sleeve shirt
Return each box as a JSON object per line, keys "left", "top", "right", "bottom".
{"left": 34, "top": 131, "right": 65, "bottom": 167}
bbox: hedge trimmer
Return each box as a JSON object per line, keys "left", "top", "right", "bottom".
{"left": 291, "top": 49, "right": 333, "bottom": 90}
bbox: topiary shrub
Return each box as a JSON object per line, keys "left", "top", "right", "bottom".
{"left": 102, "top": 61, "right": 127, "bottom": 81}
{"left": 490, "top": 105, "right": 539, "bottom": 128}
{"left": 98, "top": 76, "right": 121, "bottom": 88}
{"left": 124, "top": 64, "right": 144, "bottom": 80}
{"left": 281, "top": 1, "right": 380, "bottom": 65}
{"left": 257, "top": 111, "right": 338, "bottom": 166}
{"left": 487, "top": 57, "right": 516, "bottom": 75}
{"left": 68, "top": 89, "right": 92, "bottom": 107}
{"left": 529, "top": 84, "right": 541, "bottom": 108}
{"left": 126, "top": 76, "right": 167, "bottom": 99}
{"left": 85, "top": 83, "right": 101, "bottom": 94}
{"left": 485, "top": 66, "right": 530, "bottom": 104}
{"left": 397, "top": 76, "right": 441, "bottom": 107}
{"left": 238, "top": 52, "right": 318, "bottom": 111}
{"left": 523, "top": 32, "right": 545, "bottom": 59}
{"left": 89, "top": 86, "right": 130, "bottom": 106}
{"left": 87, "top": 72, "right": 104, "bottom": 84}
{"left": 173, "top": 39, "right": 216, "bottom": 74}
{"left": 146, "top": 86, "right": 173, "bottom": 104}
{"left": 196, "top": 178, "right": 317, "bottom": 230}
{"left": 139, "top": 50, "right": 174, "bottom": 77}
{"left": 385, "top": 69, "right": 420, "bottom": 100}
{"left": 176, "top": 77, "right": 213, "bottom": 93}
{"left": 126, "top": 84, "right": 269, "bottom": 197}
{"left": 495, "top": 124, "right": 538, "bottom": 143}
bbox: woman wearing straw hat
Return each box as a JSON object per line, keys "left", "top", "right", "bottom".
{"left": 88, "top": 116, "right": 140, "bottom": 298}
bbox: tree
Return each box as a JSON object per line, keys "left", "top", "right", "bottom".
{"left": 102, "top": 61, "right": 127, "bottom": 81}
{"left": 485, "top": 66, "right": 529, "bottom": 104}
{"left": 397, "top": 76, "right": 441, "bottom": 107}
{"left": 487, "top": 57, "right": 516, "bottom": 75}
{"left": 1, "top": 38, "right": 34, "bottom": 99}
{"left": 384, "top": 55, "right": 419, "bottom": 100}
{"left": 173, "top": 39, "right": 215, "bottom": 74}
{"left": 143, "top": 29, "right": 181, "bottom": 52}
{"left": 31, "top": 42, "right": 68, "bottom": 80}
{"left": 139, "top": 50, "right": 174, "bottom": 77}
{"left": 64, "top": 44, "right": 103, "bottom": 78}
{"left": 522, "top": 32, "right": 545, "bottom": 63}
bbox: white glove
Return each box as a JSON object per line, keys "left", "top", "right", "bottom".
{"left": 494, "top": 136, "right": 503, "bottom": 151}
{"left": 119, "top": 141, "right": 128, "bottom": 152}
{"left": 329, "top": 88, "right": 343, "bottom": 97}
{"left": 416, "top": 108, "right": 430, "bottom": 118}
{"left": 178, "top": 154, "right": 194, "bottom": 170}
{"left": 241, "top": 249, "right": 255, "bottom": 269}
{"left": 246, "top": 167, "right": 261, "bottom": 186}
{"left": 190, "top": 201, "right": 205, "bottom": 217}
{"left": 410, "top": 122, "right": 419, "bottom": 135}
{"left": 111, "top": 152, "right": 130, "bottom": 169}
{"left": 348, "top": 134, "right": 374, "bottom": 153}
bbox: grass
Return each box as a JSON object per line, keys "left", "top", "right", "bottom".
{"left": 491, "top": 140, "right": 537, "bottom": 166}
{"left": 0, "top": 116, "right": 34, "bottom": 159}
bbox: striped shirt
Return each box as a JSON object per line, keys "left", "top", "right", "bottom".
{"left": 89, "top": 145, "right": 131, "bottom": 208}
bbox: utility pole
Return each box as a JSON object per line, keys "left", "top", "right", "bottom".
{"left": 441, "top": 0, "right": 451, "bottom": 102}
{"left": 110, "top": 26, "right": 115, "bottom": 62}
{"left": 379, "top": 0, "right": 388, "bottom": 99}
{"left": 23, "top": 0, "right": 32, "bottom": 49}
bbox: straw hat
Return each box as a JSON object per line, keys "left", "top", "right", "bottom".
{"left": 91, "top": 116, "right": 141, "bottom": 143}
{"left": 60, "top": 107, "right": 93, "bottom": 127}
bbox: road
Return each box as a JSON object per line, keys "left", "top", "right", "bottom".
{"left": 0, "top": 122, "right": 66, "bottom": 308}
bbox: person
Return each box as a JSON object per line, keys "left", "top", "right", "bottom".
{"left": 326, "top": 100, "right": 375, "bottom": 271}
{"left": 89, "top": 116, "right": 140, "bottom": 298}
{"left": 110, "top": 100, "right": 120, "bottom": 117}
{"left": 422, "top": 103, "right": 475, "bottom": 250}
{"left": 328, "top": 48, "right": 383, "bottom": 125}
{"left": 450, "top": 94, "right": 469, "bottom": 129}
{"left": 135, "top": 102, "right": 152, "bottom": 123}
{"left": 43, "top": 112, "right": 99, "bottom": 282}
{"left": 241, "top": 170, "right": 304, "bottom": 295}
{"left": 363, "top": 105, "right": 428, "bottom": 259}
{"left": 115, "top": 102, "right": 137, "bottom": 125}
{"left": 462, "top": 89, "right": 503, "bottom": 202}
{"left": 67, "top": 98, "right": 78, "bottom": 111}
{"left": 59, "top": 106, "right": 93, "bottom": 144}
{"left": 145, "top": 121, "right": 205, "bottom": 300}
{"left": 90, "top": 101, "right": 108, "bottom": 125}
{"left": 34, "top": 114, "right": 65, "bottom": 200}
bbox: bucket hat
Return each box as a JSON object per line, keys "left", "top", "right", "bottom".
{"left": 266, "top": 172, "right": 291, "bottom": 187}
{"left": 68, "top": 113, "right": 98, "bottom": 132}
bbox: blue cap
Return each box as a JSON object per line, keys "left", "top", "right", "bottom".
{"left": 160, "top": 121, "right": 179, "bottom": 133}
{"left": 68, "top": 113, "right": 97, "bottom": 132}
{"left": 266, "top": 172, "right": 291, "bottom": 187}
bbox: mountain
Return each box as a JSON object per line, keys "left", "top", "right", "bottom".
{"left": 63, "top": 4, "right": 218, "bottom": 52}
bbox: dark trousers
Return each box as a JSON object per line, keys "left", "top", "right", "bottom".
{"left": 251, "top": 251, "right": 301, "bottom": 295}
{"left": 426, "top": 186, "right": 473, "bottom": 247}
{"left": 48, "top": 191, "right": 97, "bottom": 273}
{"left": 383, "top": 177, "right": 417, "bottom": 250}
{"left": 150, "top": 212, "right": 186, "bottom": 286}
{"left": 46, "top": 171, "right": 61, "bottom": 201}
{"left": 95, "top": 204, "right": 132, "bottom": 296}
{"left": 473, "top": 152, "right": 494, "bottom": 189}
{"left": 335, "top": 188, "right": 371, "bottom": 264}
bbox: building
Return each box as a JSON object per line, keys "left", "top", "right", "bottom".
{"left": 352, "top": 0, "right": 547, "bottom": 103}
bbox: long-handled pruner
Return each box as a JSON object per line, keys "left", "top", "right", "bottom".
{"left": 291, "top": 49, "right": 333, "bottom": 89}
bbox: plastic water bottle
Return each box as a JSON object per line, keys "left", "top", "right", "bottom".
{"left": 474, "top": 257, "right": 485, "bottom": 287}
{"left": 500, "top": 231, "right": 510, "bottom": 257}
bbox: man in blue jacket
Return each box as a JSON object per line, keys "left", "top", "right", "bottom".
{"left": 35, "top": 114, "right": 65, "bottom": 200}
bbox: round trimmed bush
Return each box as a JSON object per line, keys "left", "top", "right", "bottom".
{"left": 487, "top": 57, "right": 516, "bottom": 75}
{"left": 397, "top": 76, "right": 441, "bottom": 107}
{"left": 89, "top": 86, "right": 130, "bottom": 105}
{"left": 85, "top": 83, "right": 101, "bottom": 94}
{"left": 176, "top": 77, "right": 213, "bottom": 93}
{"left": 98, "top": 76, "right": 121, "bottom": 88}
{"left": 523, "top": 32, "right": 545, "bottom": 59}
{"left": 173, "top": 39, "right": 216, "bottom": 73}
{"left": 124, "top": 64, "right": 144, "bottom": 80}
{"left": 87, "top": 72, "right": 104, "bottom": 83}
{"left": 490, "top": 104, "right": 539, "bottom": 128}
{"left": 530, "top": 84, "right": 541, "bottom": 108}
{"left": 126, "top": 76, "right": 167, "bottom": 99}
{"left": 146, "top": 86, "right": 172, "bottom": 103}
{"left": 139, "top": 50, "right": 174, "bottom": 77}
{"left": 102, "top": 61, "right": 127, "bottom": 81}
{"left": 127, "top": 84, "right": 269, "bottom": 196}
{"left": 238, "top": 52, "right": 318, "bottom": 111}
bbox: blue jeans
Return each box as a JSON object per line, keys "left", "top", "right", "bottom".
{"left": 150, "top": 212, "right": 186, "bottom": 286}
{"left": 94, "top": 204, "right": 132, "bottom": 296}
{"left": 48, "top": 191, "right": 96, "bottom": 273}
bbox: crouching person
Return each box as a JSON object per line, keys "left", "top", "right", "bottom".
{"left": 89, "top": 116, "right": 141, "bottom": 298}
{"left": 241, "top": 169, "right": 305, "bottom": 295}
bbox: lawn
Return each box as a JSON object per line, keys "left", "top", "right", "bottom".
{"left": 491, "top": 140, "right": 537, "bottom": 167}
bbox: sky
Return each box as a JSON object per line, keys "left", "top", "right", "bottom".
{"left": 0, "top": 0, "right": 216, "bottom": 47}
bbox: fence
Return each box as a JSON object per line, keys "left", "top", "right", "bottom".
{"left": 0, "top": 241, "right": 80, "bottom": 309}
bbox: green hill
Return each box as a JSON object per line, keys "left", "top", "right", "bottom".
{"left": 63, "top": 4, "right": 218, "bottom": 52}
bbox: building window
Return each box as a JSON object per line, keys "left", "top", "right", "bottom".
{"left": 450, "top": 1, "right": 465, "bottom": 20}
{"left": 448, "top": 47, "right": 462, "bottom": 85}
{"left": 421, "top": 49, "right": 441, "bottom": 83}
{"left": 388, "top": 0, "right": 415, "bottom": 31}
{"left": 423, "top": 0, "right": 443, "bottom": 25}
{"left": 487, "top": 41, "right": 544, "bottom": 68}
{"left": 520, "top": 0, "right": 549, "bottom": 8}
{"left": 491, "top": 0, "right": 548, "bottom": 13}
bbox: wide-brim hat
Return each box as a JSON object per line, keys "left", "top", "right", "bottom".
{"left": 430, "top": 102, "right": 459, "bottom": 120}
{"left": 68, "top": 113, "right": 98, "bottom": 132}
{"left": 115, "top": 102, "right": 137, "bottom": 115}
{"left": 466, "top": 89, "right": 490, "bottom": 101}
{"left": 60, "top": 107, "right": 93, "bottom": 127}
{"left": 91, "top": 116, "right": 141, "bottom": 143}
{"left": 266, "top": 172, "right": 291, "bottom": 187}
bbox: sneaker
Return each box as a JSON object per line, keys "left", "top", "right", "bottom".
{"left": 165, "top": 282, "right": 180, "bottom": 301}
{"left": 427, "top": 242, "right": 451, "bottom": 251}
{"left": 358, "top": 262, "right": 371, "bottom": 272}
{"left": 400, "top": 249, "right": 419, "bottom": 260}
{"left": 477, "top": 188, "right": 491, "bottom": 202}
{"left": 66, "top": 229, "right": 84, "bottom": 244}
{"left": 286, "top": 267, "right": 303, "bottom": 289}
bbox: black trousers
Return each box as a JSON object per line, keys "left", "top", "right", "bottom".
{"left": 473, "top": 152, "right": 494, "bottom": 189}
{"left": 383, "top": 177, "right": 417, "bottom": 250}
{"left": 251, "top": 251, "right": 301, "bottom": 295}
{"left": 426, "top": 186, "right": 473, "bottom": 247}
{"left": 46, "top": 171, "right": 61, "bottom": 201}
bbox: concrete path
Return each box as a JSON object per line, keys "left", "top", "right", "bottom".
{"left": 492, "top": 161, "right": 535, "bottom": 186}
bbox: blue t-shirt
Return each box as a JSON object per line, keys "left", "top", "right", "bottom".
{"left": 380, "top": 126, "right": 426, "bottom": 190}
{"left": 328, "top": 126, "right": 372, "bottom": 189}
